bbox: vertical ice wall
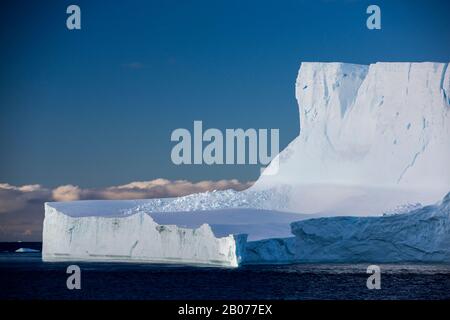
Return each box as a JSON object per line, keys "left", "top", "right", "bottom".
{"left": 253, "top": 62, "right": 450, "bottom": 214}
{"left": 42, "top": 203, "right": 246, "bottom": 267}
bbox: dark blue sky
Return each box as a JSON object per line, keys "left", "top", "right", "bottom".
{"left": 1, "top": 0, "right": 449, "bottom": 188}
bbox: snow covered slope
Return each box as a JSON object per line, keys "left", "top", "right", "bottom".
{"left": 42, "top": 203, "right": 246, "bottom": 267}
{"left": 253, "top": 62, "right": 450, "bottom": 215}
{"left": 44, "top": 196, "right": 313, "bottom": 241}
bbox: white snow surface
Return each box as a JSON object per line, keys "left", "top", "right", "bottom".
{"left": 47, "top": 199, "right": 312, "bottom": 241}
{"left": 46, "top": 188, "right": 290, "bottom": 218}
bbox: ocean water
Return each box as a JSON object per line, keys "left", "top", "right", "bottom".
{"left": 1, "top": 252, "right": 450, "bottom": 300}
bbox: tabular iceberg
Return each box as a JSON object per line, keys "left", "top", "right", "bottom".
{"left": 42, "top": 62, "right": 450, "bottom": 266}
{"left": 42, "top": 203, "right": 247, "bottom": 267}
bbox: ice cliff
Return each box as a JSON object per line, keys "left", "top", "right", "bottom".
{"left": 254, "top": 62, "right": 450, "bottom": 215}
{"left": 42, "top": 203, "right": 246, "bottom": 267}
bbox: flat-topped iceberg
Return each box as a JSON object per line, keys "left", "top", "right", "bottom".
{"left": 42, "top": 62, "right": 450, "bottom": 266}
{"left": 42, "top": 203, "right": 246, "bottom": 267}
{"left": 43, "top": 191, "right": 450, "bottom": 265}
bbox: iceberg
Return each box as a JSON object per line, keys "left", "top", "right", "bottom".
{"left": 15, "top": 248, "right": 40, "bottom": 253}
{"left": 42, "top": 203, "right": 247, "bottom": 267}
{"left": 42, "top": 62, "right": 450, "bottom": 266}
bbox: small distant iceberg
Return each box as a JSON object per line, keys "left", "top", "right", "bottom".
{"left": 15, "top": 248, "right": 40, "bottom": 253}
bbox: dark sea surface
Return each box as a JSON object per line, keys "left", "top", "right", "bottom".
{"left": 1, "top": 251, "right": 450, "bottom": 300}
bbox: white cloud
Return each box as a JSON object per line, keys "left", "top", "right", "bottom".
{"left": 89, "top": 179, "right": 253, "bottom": 200}
{"left": 52, "top": 185, "right": 82, "bottom": 201}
